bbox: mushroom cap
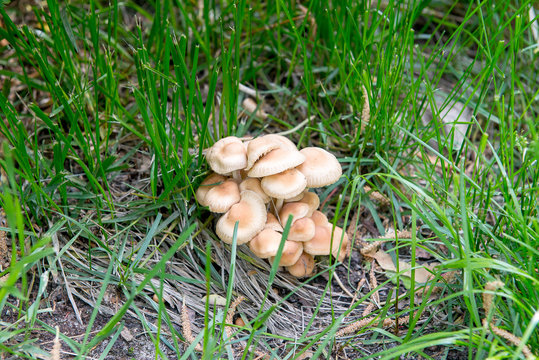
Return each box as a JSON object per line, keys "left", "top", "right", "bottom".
{"left": 296, "top": 147, "right": 342, "bottom": 187}
{"left": 310, "top": 210, "right": 329, "bottom": 227}
{"left": 239, "top": 177, "right": 270, "bottom": 203}
{"left": 205, "top": 179, "right": 241, "bottom": 213}
{"left": 279, "top": 202, "right": 311, "bottom": 225}
{"left": 288, "top": 217, "right": 316, "bottom": 242}
{"left": 265, "top": 213, "right": 284, "bottom": 232}
{"left": 270, "top": 241, "right": 303, "bottom": 266}
{"left": 303, "top": 225, "right": 340, "bottom": 255}
{"left": 206, "top": 136, "right": 247, "bottom": 174}
{"left": 247, "top": 148, "right": 305, "bottom": 178}
{"left": 245, "top": 136, "right": 281, "bottom": 170}
{"left": 297, "top": 191, "right": 319, "bottom": 217}
{"left": 286, "top": 252, "right": 315, "bottom": 277}
{"left": 196, "top": 173, "right": 227, "bottom": 206}
{"left": 285, "top": 191, "right": 306, "bottom": 202}
{"left": 262, "top": 134, "right": 297, "bottom": 151}
{"left": 261, "top": 169, "right": 307, "bottom": 199}
{"left": 215, "top": 190, "right": 267, "bottom": 245}
{"left": 249, "top": 228, "right": 283, "bottom": 258}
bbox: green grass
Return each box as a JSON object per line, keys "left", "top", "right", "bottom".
{"left": 0, "top": 0, "right": 538, "bottom": 359}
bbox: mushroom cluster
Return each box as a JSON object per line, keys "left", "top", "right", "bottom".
{"left": 196, "top": 135, "right": 349, "bottom": 277}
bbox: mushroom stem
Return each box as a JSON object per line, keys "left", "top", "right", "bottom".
{"left": 273, "top": 198, "right": 284, "bottom": 214}
{"left": 232, "top": 170, "right": 242, "bottom": 182}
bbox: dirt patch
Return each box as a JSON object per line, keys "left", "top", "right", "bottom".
{"left": 1, "top": 285, "right": 180, "bottom": 360}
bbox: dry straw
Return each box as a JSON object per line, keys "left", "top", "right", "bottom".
{"left": 49, "top": 326, "right": 61, "bottom": 360}
{"left": 181, "top": 299, "right": 202, "bottom": 352}
{"left": 225, "top": 295, "right": 245, "bottom": 339}
{"left": 0, "top": 209, "right": 7, "bottom": 268}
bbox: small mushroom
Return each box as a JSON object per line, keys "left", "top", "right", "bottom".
{"left": 203, "top": 179, "right": 241, "bottom": 213}
{"left": 216, "top": 190, "right": 267, "bottom": 245}
{"left": 279, "top": 202, "right": 311, "bottom": 225}
{"left": 263, "top": 134, "right": 297, "bottom": 151}
{"left": 295, "top": 191, "right": 319, "bottom": 217}
{"left": 285, "top": 191, "right": 306, "bottom": 202}
{"left": 287, "top": 217, "right": 316, "bottom": 242}
{"left": 269, "top": 240, "right": 303, "bottom": 266}
{"left": 247, "top": 148, "right": 305, "bottom": 178}
{"left": 206, "top": 136, "right": 247, "bottom": 179}
{"left": 286, "top": 252, "right": 315, "bottom": 277}
{"left": 245, "top": 135, "right": 281, "bottom": 170}
{"left": 309, "top": 210, "right": 329, "bottom": 227}
{"left": 303, "top": 225, "right": 340, "bottom": 256}
{"left": 196, "top": 173, "right": 227, "bottom": 206}
{"left": 249, "top": 228, "right": 283, "bottom": 258}
{"left": 261, "top": 168, "right": 307, "bottom": 200}
{"left": 239, "top": 177, "right": 270, "bottom": 203}
{"left": 296, "top": 147, "right": 342, "bottom": 187}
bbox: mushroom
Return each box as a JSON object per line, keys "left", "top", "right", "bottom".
{"left": 261, "top": 169, "right": 307, "bottom": 201}
{"left": 247, "top": 148, "right": 305, "bottom": 178}
{"left": 286, "top": 252, "right": 315, "bottom": 277}
{"left": 296, "top": 147, "right": 342, "bottom": 187}
{"left": 287, "top": 217, "right": 316, "bottom": 242}
{"left": 285, "top": 191, "right": 306, "bottom": 202}
{"left": 309, "top": 210, "right": 329, "bottom": 227}
{"left": 245, "top": 136, "right": 281, "bottom": 170}
{"left": 249, "top": 228, "right": 283, "bottom": 258}
{"left": 196, "top": 173, "right": 227, "bottom": 206}
{"left": 215, "top": 190, "right": 267, "bottom": 245}
{"left": 279, "top": 202, "right": 311, "bottom": 225}
{"left": 262, "top": 134, "right": 297, "bottom": 151}
{"left": 206, "top": 136, "right": 247, "bottom": 180}
{"left": 303, "top": 225, "right": 340, "bottom": 256}
{"left": 203, "top": 179, "right": 241, "bottom": 213}
{"left": 295, "top": 191, "right": 319, "bottom": 217}
{"left": 198, "top": 135, "right": 348, "bottom": 274}
{"left": 239, "top": 177, "right": 270, "bottom": 203}
{"left": 269, "top": 240, "right": 303, "bottom": 266}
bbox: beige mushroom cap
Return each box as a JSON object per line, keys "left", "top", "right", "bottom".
{"left": 204, "top": 179, "right": 241, "bottom": 213}
{"left": 262, "top": 134, "right": 297, "bottom": 151}
{"left": 310, "top": 210, "right": 329, "bottom": 227}
{"left": 239, "top": 177, "right": 270, "bottom": 203}
{"left": 247, "top": 148, "right": 305, "bottom": 178}
{"left": 206, "top": 136, "right": 247, "bottom": 174}
{"left": 215, "top": 190, "right": 267, "bottom": 245}
{"left": 279, "top": 202, "right": 311, "bottom": 225}
{"left": 196, "top": 173, "right": 227, "bottom": 207}
{"left": 285, "top": 191, "right": 306, "bottom": 202}
{"left": 269, "top": 240, "right": 303, "bottom": 266}
{"left": 296, "top": 147, "right": 342, "bottom": 187}
{"left": 249, "top": 228, "right": 283, "bottom": 258}
{"left": 245, "top": 136, "right": 281, "bottom": 170}
{"left": 287, "top": 217, "right": 316, "bottom": 242}
{"left": 296, "top": 191, "right": 319, "bottom": 217}
{"left": 303, "top": 225, "right": 340, "bottom": 256}
{"left": 286, "top": 252, "right": 315, "bottom": 277}
{"left": 265, "top": 213, "right": 284, "bottom": 232}
{"left": 261, "top": 169, "right": 307, "bottom": 199}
